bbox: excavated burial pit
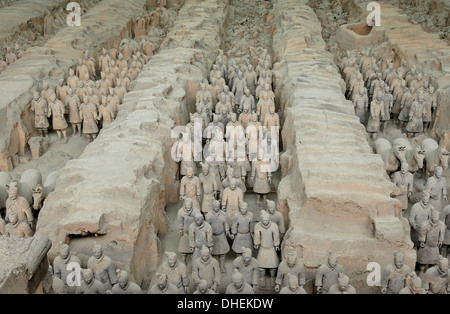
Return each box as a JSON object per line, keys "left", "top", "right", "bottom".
{"left": 154, "top": 0, "right": 288, "bottom": 294}
{"left": 328, "top": 0, "right": 450, "bottom": 212}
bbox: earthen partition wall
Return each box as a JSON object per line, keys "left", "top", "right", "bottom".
{"left": 271, "top": 0, "right": 416, "bottom": 293}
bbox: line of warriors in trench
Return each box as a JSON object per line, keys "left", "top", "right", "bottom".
{"left": 341, "top": 48, "right": 438, "bottom": 140}
{"left": 0, "top": 44, "right": 25, "bottom": 73}
{"left": 0, "top": 7, "right": 86, "bottom": 71}
{"left": 29, "top": 41, "right": 155, "bottom": 143}
{"left": 159, "top": 49, "right": 351, "bottom": 295}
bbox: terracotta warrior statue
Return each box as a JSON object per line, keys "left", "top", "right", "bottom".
{"left": 5, "top": 181, "right": 33, "bottom": 227}
{"left": 41, "top": 80, "right": 53, "bottom": 103}
{"left": 204, "top": 134, "right": 226, "bottom": 197}
{"left": 48, "top": 93, "right": 68, "bottom": 143}
{"left": 366, "top": 91, "right": 384, "bottom": 140}
{"left": 222, "top": 178, "right": 244, "bottom": 227}
{"left": 267, "top": 200, "right": 286, "bottom": 240}
{"left": 409, "top": 191, "right": 433, "bottom": 247}
{"left": 107, "top": 87, "right": 120, "bottom": 115}
{"left": 215, "top": 94, "right": 232, "bottom": 116}
{"left": 225, "top": 113, "right": 243, "bottom": 143}
{"left": 180, "top": 167, "right": 202, "bottom": 209}
{"left": 193, "top": 279, "right": 216, "bottom": 294}
{"left": 406, "top": 91, "right": 426, "bottom": 138}
{"left": 246, "top": 113, "right": 261, "bottom": 162}
{"left": 76, "top": 58, "right": 89, "bottom": 81}
{"left": 392, "top": 81, "right": 408, "bottom": 125}
{"left": 315, "top": 250, "right": 344, "bottom": 294}
{"left": 5, "top": 46, "right": 17, "bottom": 64}
{"left": 87, "top": 86, "right": 99, "bottom": 108}
{"left": 232, "top": 71, "right": 247, "bottom": 112}
{"left": 196, "top": 83, "right": 212, "bottom": 105}
{"left": 442, "top": 205, "right": 450, "bottom": 258}
{"left": 222, "top": 166, "right": 246, "bottom": 195}
{"left": 87, "top": 244, "right": 118, "bottom": 290}
{"left": 239, "top": 104, "right": 252, "bottom": 129}
{"left": 116, "top": 53, "right": 128, "bottom": 72}
{"left": 192, "top": 246, "right": 221, "bottom": 292}
{"left": 205, "top": 200, "right": 230, "bottom": 273}
{"left": 423, "top": 256, "right": 450, "bottom": 294}
{"left": 251, "top": 153, "right": 272, "bottom": 208}
{"left": 148, "top": 273, "right": 178, "bottom": 294}
{"left": 398, "top": 86, "right": 417, "bottom": 131}
{"left": 263, "top": 105, "right": 280, "bottom": 132}
{"left": 231, "top": 201, "right": 254, "bottom": 255}
{"left": 53, "top": 243, "right": 81, "bottom": 294}
{"left": 425, "top": 166, "right": 447, "bottom": 214}
{"left": 255, "top": 79, "right": 266, "bottom": 102}
{"left": 177, "top": 198, "right": 201, "bottom": 266}
{"left": 228, "top": 62, "right": 239, "bottom": 90}
{"left": 214, "top": 72, "right": 226, "bottom": 94}
{"left": 390, "top": 162, "right": 414, "bottom": 213}
{"left": 423, "top": 85, "right": 436, "bottom": 134}
{"left": 82, "top": 69, "right": 94, "bottom": 87}
{"left": 111, "top": 270, "right": 142, "bottom": 294}
{"left": 94, "top": 81, "right": 107, "bottom": 99}
{"left": 207, "top": 113, "right": 225, "bottom": 140}
{"left": 254, "top": 210, "right": 280, "bottom": 289}
{"left": 380, "top": 251, "right": 412, "bottom": 294}
{"left": 77, "top": 80, "right": 88, "bottom": 101}
{"left": 199, "top": 162, "right": 218, "bottom": 214}
{"left": 99, "top": 72, "right": 111, "bottom": 92}
{"left": 275, "top": 246, "right": 306, "bottom": 293}
{"left": 353, "top": 86, "right": 368, "bottom": 124}
{"left": 175, "top": 131, "right": 197, "bottom": 178}
{"left": 225, "top": 153, "right": 247, "bottom": 194}
{"left": 31, "top": 91, "right": 49, "bottom": 138}
{"left": 83, "top": 50, "right": 96, "bottom": 80}
{"left": 218, "top": 107, "right": 231, "bottom": 129}
{"left": 98, "top": 95, "right": 115, "bottom": 128}
{"left": 195, "top": 98, "right": 210, "bottom": 128}
{"left": 67, "top": 68, "right": 79, "bottom": 92}
{"left": 399, "top": 274, "right": 426, "bottom": 294}
{"left": 66, "top": 88, "right": 82, "bottom": 137}
{"left": 79, "top": 95, "right": 99, "bottom": 142}
{"left": 232, "top": 247, "right": 259, "bottom": 291}
{"left": 279, "top": 274, "right": 307, "bottom": 294}
{"left": 244, "top": 66, "right": 258, "bottom": 96}
{"left": 328, "top": 273, "right": 357, "bottom": 294}
{"left": 75, "top": 269, "right": 106, "bottom": 294}
{"left": 99, "top": 48, "right": 111, "bottom": 74}
{"left": 134, "top": 14, "right": 147, "bottom": 39}
{"left": 257, "top": 92, "right": 271, "bottom": 124}
{"left": 4, "top": 212, "right": 33, "bottom": 238}
{"left": 189, "top": 213, "right": 214, "bottom": 262}
{"left": 226, "top": 269, "right": 254, "bottom": 294}
{"left": 369, "top": 73, "right": 382, "bottom": 99}
{"left": 417, "top": 208, "right": 446, "bottom": 272}
{"left": 158, "top": 251, "right": 189, "bottom": 294}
